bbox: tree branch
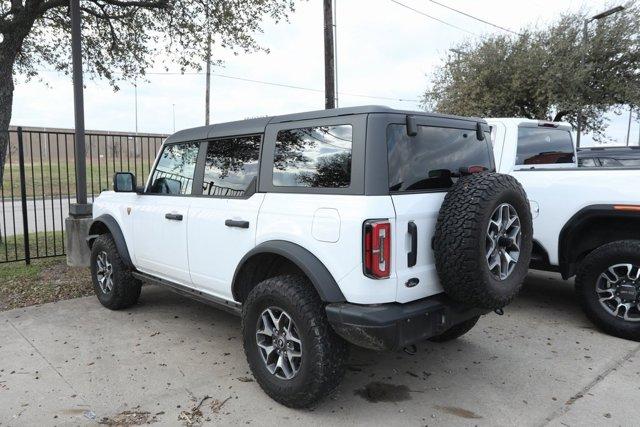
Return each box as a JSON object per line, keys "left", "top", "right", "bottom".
{"left": 96, "top": 0, "right": 167, "bottom": 9}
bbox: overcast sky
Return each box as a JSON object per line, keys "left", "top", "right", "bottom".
{"left": 10, "top": 0, "right": 639, "bottom": 146}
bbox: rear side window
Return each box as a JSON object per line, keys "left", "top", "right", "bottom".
{"left": 516, "top": 127, "right": 574, "bottom": 165}
{"left": 202, "top": 135, "right": 261, "bottom": 197}
{"left": 273, "top": 125, "right": 352, "bottom": 188}
{"left": 387, "top": 124, "right": 494, "bottom": 192}
{"left": 148, "top": 142, "right": 200, "bottom": 195}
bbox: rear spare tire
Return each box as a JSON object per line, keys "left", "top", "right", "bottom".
{"left": 434, "top": 172, "right": 532, "bottom": 309}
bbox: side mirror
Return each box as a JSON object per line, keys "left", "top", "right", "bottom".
{"left": 113, "top": 172, "right": 137, "bottom": 192}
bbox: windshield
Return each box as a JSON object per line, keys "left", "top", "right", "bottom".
{"left": 387, "top": 124, "right": 494, "bottom": 192}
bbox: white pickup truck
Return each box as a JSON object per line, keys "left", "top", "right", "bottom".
{"left": 488, "top": 118, "right": 640, "bottom": 341}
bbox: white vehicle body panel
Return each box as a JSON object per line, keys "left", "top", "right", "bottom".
{"left": 187, "top": 194, "right": 265, "bottom": 300}
{"left": 488, "top": 118, "right": 640, "bottom": 265}
{"left": 257, "top": 193, "right": 398, "bottom": 304}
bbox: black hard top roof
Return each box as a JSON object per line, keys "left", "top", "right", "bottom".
{"left": 164, "top": 105, "right": 485, "bottom": 144}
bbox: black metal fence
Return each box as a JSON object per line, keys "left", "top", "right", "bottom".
{"left": 0, "top": 127, "right": 166, "bottom": 264}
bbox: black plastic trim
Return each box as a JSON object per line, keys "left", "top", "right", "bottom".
{"left": 132, "top": 271, "right": 242, "bottom": 316}
{"left": 86, "top": 214, "right": 134, "bottom": 269}
{"left": 326, "top": 294, "right": 486, "bottom": 351}
{"left": 232, "top": 240, "right": 346, "bottom": 303}
{"left": 559, "top": 204, "right": 640, "bottom": 278}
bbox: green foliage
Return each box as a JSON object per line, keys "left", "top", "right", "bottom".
{"left": 422, "top": 4, "right": 640, "bottom": 141}
{"left": 1, "top": 0, "right": 296, "bottom": 89}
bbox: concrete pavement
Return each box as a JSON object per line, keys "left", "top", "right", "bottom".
{"left": 1, "top": 271, "right": 639, "bottom": 426}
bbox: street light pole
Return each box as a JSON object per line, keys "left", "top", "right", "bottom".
{"left": 576, "top": 5, "right": 625, "bottom": 148}
{"left": 70, "top": 0, "right": 89, "bottom": 212}
{"left": 66, "top": 0, "right": 93, "bottom": 267}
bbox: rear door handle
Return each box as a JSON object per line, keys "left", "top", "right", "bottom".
{"left": 225, "top": 219, "right": 250, "bottom": 229}
{"left": 407, "top": 221, "right": 417, "bottom": 267}
{"left": 165, "top": 213, "right": 183, "bottom": 221}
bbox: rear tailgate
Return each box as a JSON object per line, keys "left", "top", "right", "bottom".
{"left": 386, "top": 119, "right": 494, "bottom": 303}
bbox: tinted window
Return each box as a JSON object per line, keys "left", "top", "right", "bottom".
{"left": 578, "top": 157, "right": 597, "bottom": 167}
{"left": 516, "top": 127, "right": 574, "bottom": 165}
{"left": 202, "top": 135, "right": 261, "bottom": 197}
{"left": 600, "top": 157, "right": 622, "bottom": 167}
{"left": 619, "top": 158, "right": 640, "bottom": 167}
{"left": 148, "top": 143, "right": 200, "bottom": 195}
{"left": 273, "top": 125, "right": 352, "bottom": 188}
{"left": 387, "top": 124, "right": 494, "bottom": 192}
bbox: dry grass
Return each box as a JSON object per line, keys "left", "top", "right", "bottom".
{"left": 0, "top": 257, "right": 93, "bottom": 311}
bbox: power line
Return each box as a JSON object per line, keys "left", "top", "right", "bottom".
{"left": 37, "top": 68, "right": 418, "bottom": 103}
{"left": 388, "top": 0, "right": 479, "bottom": 36}
{"left": 427, "top": 0, "right": 521, "bottom": 35}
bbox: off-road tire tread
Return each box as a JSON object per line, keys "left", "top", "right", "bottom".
{"left": 575, "top": 240, "right": 640, "bottom": 341}
{"left": 91, "top": 233, "right": 141, "bottom": 310}
{"left": 428, "top": 316, "right": 480, "bottom": 342}
{"left": 242, "top": 275, "right": 348, "bottom": 408}
{"left": 434, "top": 172, "right": 532, "bottom": 309}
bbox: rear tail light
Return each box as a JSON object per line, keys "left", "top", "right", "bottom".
{"left": 363, "top": 219, "right": 391, "bottom": 279}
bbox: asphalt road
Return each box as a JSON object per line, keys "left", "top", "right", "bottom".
{"left": 0, "top": 197, "right": 73, "bottom": 237}
{"left": 1, "top": 271, "right": 639, "bottom": 426}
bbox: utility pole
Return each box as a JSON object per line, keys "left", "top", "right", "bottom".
{"left": 172, "top": 104, "right": 176, "bottom": 133}
{"left": 333, "top": 0, "right": 338, "bottom": 108}
{"left": 205, "top": 1, "right": 212, "bottom": 125}
{"left": 66, "top": 0, "right": 92, "bottom": 267}
{"left": 323, "top": 0, "right": 336, "bottom": 109}
{"left": 626, "top": 105, "right": 633, "bottom": 146}
{"left": 134, "top": 82, "right": 138, "bottom": 133}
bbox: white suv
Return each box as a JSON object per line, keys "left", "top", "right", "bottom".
{"left": 87, "top": 106, "right": 533, "bottom": 407}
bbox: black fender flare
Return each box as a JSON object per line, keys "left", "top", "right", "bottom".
{"left": 559, "top": 204, "right": 640, "bottom": 278}
{"left": 86, "top": 214, "right": 134, "bottom": 269}
{"left": 232, "top": 240, "right": 346, "bottom": 303}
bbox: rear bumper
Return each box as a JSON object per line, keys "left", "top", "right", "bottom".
{"left": 325, "top": 294, "right": 487, "bottom": 351}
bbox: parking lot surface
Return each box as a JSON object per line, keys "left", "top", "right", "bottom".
{"left": 1, "top": 271, "right": 639, "bottom": 426}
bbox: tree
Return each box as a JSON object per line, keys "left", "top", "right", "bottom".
{"left": 0, "top": 0, "right": 296, "bottom": 186}
{"left": 422, "top": 5, "right": 640, "bottom": 141}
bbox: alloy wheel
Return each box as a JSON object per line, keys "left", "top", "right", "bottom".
{"left": 596, "top": 263, "right": 640, "bottom": 322}
{"left": 255, "top": 306, "right": 302, "bottom": 380}
{"left": 485, "top": 203, "right": 522, "bottom": 280}
{"left": 96, "top": 251, "right": 114, "bottom": 294}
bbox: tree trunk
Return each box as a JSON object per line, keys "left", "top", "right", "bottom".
{"left": 0, "top": 47, "right": 15, "bottom": 244}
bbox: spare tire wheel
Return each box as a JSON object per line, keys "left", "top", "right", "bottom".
{"left": 434, "top": 172, "right": 533, "bottom": 309}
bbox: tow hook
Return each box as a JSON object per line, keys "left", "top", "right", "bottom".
{"left": 403, "top": 344, "right": 417, "bottom": 355}
{"left": 494, "top": 307, "right": 504, "bottom": 316}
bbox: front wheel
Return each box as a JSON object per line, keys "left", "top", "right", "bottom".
{"left": 90, "top": 234, "right": 141, "bottom": 310}
{"left": 241, "top": 275, "right": 348, "bottom": 408}
{"left": 576, "top": 240, "right": 640, "bottom": 341}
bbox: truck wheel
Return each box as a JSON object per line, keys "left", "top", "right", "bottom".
{"left": 575, "top": 240, "right": 640, "bottom": 341}
{"left": 429, "top": 316, "right": 480, "bottom": 343}
{"left": 90, "top": 234, "right": 141, "bottom": 310}
{"left": 241, "top": 275, "right": 348, "bottom": 408}
{"left": 434, "top": 172, "right": 533, "bottom": 309}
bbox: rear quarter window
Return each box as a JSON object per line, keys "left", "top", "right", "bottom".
{"left": 516, "top": 127, "right": 574, "bottom": 165}
{"left": 387, "top": 124, "right": 494, "bottom": 192}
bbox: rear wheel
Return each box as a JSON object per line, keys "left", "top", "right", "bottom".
{"left": 90, "top": 234, "right": 141, "bottom": 310}
{"left": 241, "top": 275, "right": 348, "bottom": 408}
{"left": 429, "top": 316, "right": 480, "bottom": 343}
{"left": 576, "top": 240, "right": 640, "bottom": 341}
